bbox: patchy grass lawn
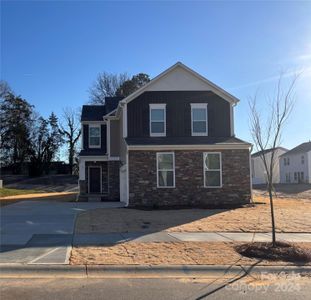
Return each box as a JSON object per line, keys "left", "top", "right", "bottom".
{"left": 70, "top": 241, "right": 311, "bottom": 266}
{"left": 0, "top": 187, "right": 41, "bottom": 197}
{"left": 0, "top": 191, "right": 77, "bottom": 206}
{"left": 75, "top": 196, "right": 311, "bottom": 234}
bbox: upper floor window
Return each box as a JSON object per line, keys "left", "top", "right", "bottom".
{"left": 191, "top": 103, "right": 208, "bottom": 136}
{"left": 203, "top": 152, "right": 222, "bottom": 188}
{"left": 150, "top": 104, "right": 166, "bottom": 137}
{"left": 89, "top": 125, "right": 101, "bottom": 148}
{"left": 284, "top": 157, "right": 290, "bottom": 166}
{"left": 301, "top": 155, "right": 304, "bottom": 164}
{"left": 157, "top": 152, "right": 175, "bottom": 188}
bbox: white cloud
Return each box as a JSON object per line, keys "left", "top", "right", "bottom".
{"left": 229, "top": 66, "right": 311, "bottom": 91}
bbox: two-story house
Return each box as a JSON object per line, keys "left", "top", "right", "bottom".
{"left": 251, "top": 147, "right": 288, "bottom": 185}
{"left": 279, "top": 141, "right": 311, "bottom": 184}
{"left": 78, "top": 62, "right": 252, "bottom": 207}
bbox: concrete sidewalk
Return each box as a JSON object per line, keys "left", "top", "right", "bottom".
{"left": 2, "top": 230, "right": 311, "bottom": 265}
{"left": 73, "top": 231, "right": 311, "bottom": 245}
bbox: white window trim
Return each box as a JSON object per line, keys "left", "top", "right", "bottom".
{"left": 89, "top": 124, "right": 101, "bottom": 149}
{"left": 191, "top": 103, "right": 208, "bottom": 136}
{"left": 203, "top": 152, "right": 222, "bottom": 188}
{"left": 156, "top": 152, "right": 175, "bottom": 188}
{"left": 88, "top": 166, "right": 102, "bottom": 194}
{"left": 150, "top": 103, "right": 166, "bottom": 137}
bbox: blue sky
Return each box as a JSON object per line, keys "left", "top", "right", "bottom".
{"left": 1, "top": 0, "right": 311, "bottom": 150}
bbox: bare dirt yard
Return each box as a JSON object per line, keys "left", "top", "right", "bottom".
{"left": 75, "top": 195, "right": 311, "bottom": 234}
{"left": 71, "top": 185, "right": 311, "bottom": 266}
{"left": 70, "top": 241, "right": 311, "bottom": 266}
{"left": 253, "top": 184, "right": 311, "bottom": 200}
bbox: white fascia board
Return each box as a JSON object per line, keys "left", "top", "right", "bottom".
{"left": 128, "top": 144, "right": 252, "bottom": 151}
{"left": 122, "top": 103, "right": 127, "bottom": 138}
{"left": 102, "top": 109, "right": 117, "bottom": 120}
{"left": 82, "top": 121, "right": 106, "bottom": 124}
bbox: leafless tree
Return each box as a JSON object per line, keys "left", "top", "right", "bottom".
{"left": 0, "top": 80, "right": 12, "bottom": 100}
{"left": 249, "top": 73, "right": 299, "bottom": 246}
{"left": 88, "top": 72, "right": 129, "bottom": 104}
{"left": 59, "top": 108, "right": 81, "bottom": 174}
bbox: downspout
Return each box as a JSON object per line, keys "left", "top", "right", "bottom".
{"left": 249, "top": 144, "right": 253, "bottom": 203}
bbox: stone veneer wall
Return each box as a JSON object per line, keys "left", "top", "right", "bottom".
{"left": 79, "top": 161, "right": 120, "bottom": 201}
{"left": 128, "top": 149, "right": 251, "bottom": 208}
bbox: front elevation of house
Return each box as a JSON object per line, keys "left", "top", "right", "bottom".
{"left": 78, "top": 62, "right": 252, "bottom": 207}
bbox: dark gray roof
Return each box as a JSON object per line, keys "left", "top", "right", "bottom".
{"left": 81, "top": 105, "right": 106, "bottom": 122}
{"left": 125, "top": 136, "right": 250, "bottom": 146}
{"left": 81, "top": 97, "right": 124, "bottom": 122}
{"left": 280, "top": 141, "right": 311, "bottom": 157}
{"left": 79, "top": 149, "right": 106, "bottom": 156}
{"left": 252, "top": 147, "right": 288, "bottom": 158}
{"left": 105, "top": 97, "right": 124, "bottom": 113}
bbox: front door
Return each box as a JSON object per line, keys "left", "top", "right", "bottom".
{"left": 89, "top": 167, "right": 101, "bottom": 194}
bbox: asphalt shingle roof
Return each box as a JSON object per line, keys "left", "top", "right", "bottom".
{"left": 81, "top": 97, "right": 124, "bottom": 121}
{"left": 81, "top": 105, "right": 106, "bottom": 122}
{"left": 280, "top": 141, "right": 311, "bottom": 157}
{"left": 125, "top": 136, "right": 251, "bottom": 146}
{"left": 252, "top": 147, "right": 288, "bottom": 158}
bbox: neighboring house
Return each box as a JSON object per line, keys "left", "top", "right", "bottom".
{"left": 279, "top": 141, "right": 311, "bottom": 184}
{"left": 251, "top": 147, "right": 288, "bottom": 185}
{"left": 78, "top": 62, "right": 252, "bottom": 207}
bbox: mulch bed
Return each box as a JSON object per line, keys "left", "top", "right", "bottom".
{"left": 235, "top": 241, "right": 311, "bottom": 263}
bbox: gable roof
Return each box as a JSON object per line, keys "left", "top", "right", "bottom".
{"left": 280, "top": 141, "right": 311, "bottom": 157}
{"left": 119, "top": 62, "right": 239, "bottom": 108}
{"left": 252, "top": 147, "right": 288, "bottom": 158}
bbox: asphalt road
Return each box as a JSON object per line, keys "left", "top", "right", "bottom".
{"left": 1, "top": 277, "right": 310, "bottom": 300}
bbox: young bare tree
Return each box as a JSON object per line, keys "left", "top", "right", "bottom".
{"left": 59, "top": 108, "right": 81, "bottom": 174}
{"left": 89, "top": 72, "right": 129, "bottom": 104}
{"left": 249, "top": 73, "right": 299, "bottom": 246}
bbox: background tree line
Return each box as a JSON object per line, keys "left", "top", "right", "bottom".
{"left": 0, "top": 71, "right": 149, "bottom": 176}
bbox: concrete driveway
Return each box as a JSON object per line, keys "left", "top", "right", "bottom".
{"left": 0, "top": 201, "right": 123, "bottom": 264}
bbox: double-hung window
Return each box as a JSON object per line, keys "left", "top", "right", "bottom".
{"left": 157, "top": 152, "right": 175, "bottom": 188}
{"left": 150, "top": 104, "right": 166, "bottom": 136}
{"left": 89, "top": 125, "right": 101, "bottom": 148}
{"left": 191, "top": 103, "right": 208, "bottom": 136}
{"left": 203, "top": 152, "right": 222, "bottom": 187}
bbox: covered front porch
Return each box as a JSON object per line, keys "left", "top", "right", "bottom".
{"left": 78, "top": 156, "right": 121, "bottom": 202}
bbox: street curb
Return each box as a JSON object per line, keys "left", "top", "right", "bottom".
{"left": 0, "top": 265, "right": 86, "bottom": 278}
{"left": 0, "top": 264, "right": 310, "bottom": 278}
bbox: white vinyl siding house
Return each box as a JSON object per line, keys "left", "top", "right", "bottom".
{"left": 279, "top": 142, "right": 311, "bottom": 184}
{"left": 251, "top": 148, "right": 287, "bottom": 185}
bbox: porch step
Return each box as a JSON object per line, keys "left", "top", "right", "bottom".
{"left": 88, "top": 196, "right": 102, "bottom": 202}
